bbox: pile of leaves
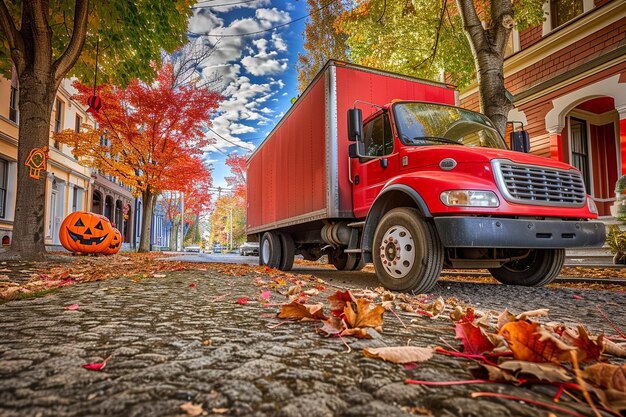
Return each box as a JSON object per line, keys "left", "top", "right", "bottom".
{"left": 270, "top": 287, "right": 626, "bottom": 416}
{"left": 0, "top": 253, "right": 188, "bottom": 301}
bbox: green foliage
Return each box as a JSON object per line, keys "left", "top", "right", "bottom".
{"left": 606, "top": 225, "right": 626, "bottom": 255}
{"left": 336, "top": 0, "right": 545, "bottom": 89}
{"left": 0, "top": 0, "right": 193, "bottom": 85}
{"left": 615, "top": 175, "right": 626, "bottom": 194}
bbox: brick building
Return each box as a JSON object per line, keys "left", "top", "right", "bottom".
{"left": 461, "top": 0, "right": 626, "bottom": 216}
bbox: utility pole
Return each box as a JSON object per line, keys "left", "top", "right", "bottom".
{"left": 229, "top": 207, "right": 233, "bottom": 252}
{"left": 178, "top": 191, "right": 184, "bottom": 252}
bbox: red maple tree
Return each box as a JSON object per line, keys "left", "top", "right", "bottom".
{"left": 55, "top": 63, "right": 221, "bottom": 251}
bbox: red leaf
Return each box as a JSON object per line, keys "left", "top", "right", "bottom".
{"left": 236, "top": 297, "right": 249, "bottom": 305}
{"left": 82, "top": 355, "right": 111, "bottom": 371}
{"left": 454, "top": 321, "right": 496, "bottom": 355}
{"left": 573, "top": 295, "right": 583, "bottom": 300}
{"left": 189, "top": 282, "right": 196, "bottom": 288}
{"left": 64, "top": 304, "right": 80, "bottom": 310}
{"left": 260, "top": 290, "right": 271, "bottom": 302}
{"left": 328, "top": 290, "right": 352, "bottom": 317}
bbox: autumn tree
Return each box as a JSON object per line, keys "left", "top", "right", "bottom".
{"left": 336, "top": 0, "right": 544, "bottom": 137}
{"left": 0, "top": 0, "right": 193, "bottom": 259}
{"left": 209, "top": 153, "right": 249, "bottom": 249}
{"left": 296, "top": 0, "right": 350, "bottom": 92}
{"left": 161, "top": 170, "right": 213, "bottom": 250}
{"left": 56, "top": 64, "right": 221, "bottom": 252}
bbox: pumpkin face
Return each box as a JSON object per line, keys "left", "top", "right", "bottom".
{"left": 102, "top": 228, "right": 122, "bottom": 255}
{"left": 59, "top": 211, "right": 114, "bottom": 254}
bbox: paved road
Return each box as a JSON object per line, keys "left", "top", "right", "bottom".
{"left": 1, "top": 256, "right": 625, "bottom": 417}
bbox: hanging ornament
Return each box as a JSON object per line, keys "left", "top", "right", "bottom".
{"left": 87, "top": 38, "right": 102, "bottom": 114}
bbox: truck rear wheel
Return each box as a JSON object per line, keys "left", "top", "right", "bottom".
{"left": 488, "top": 249, "right": 565, "bottom": 287}
{"left": 372, "top": 208, "right": 443, "bottom": 293}
{"left": 330, "top": 250, "right": 362, "bottom": 271}
{"left": 260, "top": 232, "right": 281, "bottom": 268}
{"left": 278, "top": 232, "right": 295, "bottom": 271}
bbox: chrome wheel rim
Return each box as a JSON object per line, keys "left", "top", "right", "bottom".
{"left": 379, "top": 225, "right": 415, "bottom": 279}
{"left": 262, "top": 239, "right": 271, "bottom": 264}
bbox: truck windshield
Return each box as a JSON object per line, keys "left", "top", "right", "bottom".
{"left": 393, "top": 102, "right": 507, "bottom": 149}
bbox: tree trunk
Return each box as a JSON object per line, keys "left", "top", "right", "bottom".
{"left": 7, "top": 70, "right": 57, "bottom": 259}
{"left": 137, "top": 190, "right": 155, "bottom": 252}
{"left": 475, "top": 53, "right": 512, "bottom": 138}
{"left": 169, "top": 222, "right": 178, "bottom": 251}
{"left": 456, "top": 0, "right": 514, "bottom": 139}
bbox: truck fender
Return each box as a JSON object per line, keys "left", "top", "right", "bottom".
{"left": 361, "top": 184, "right": 431, "bottom": 263}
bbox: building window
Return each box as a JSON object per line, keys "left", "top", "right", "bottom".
{"left": 570, "top": 117, "right": 590, "bottom": 192}
{"left": 550, "top": 0, "right": 584, "bottom": 29}
{"left": 54, "top": 99, "right": 63, "bottom": 148}
{"left": 9, "top": 67, "right": 18, "bottom": 123}
{"left": 0, "top": 159, "right": 7, "bottom": 218}
{"left": 75, "top": 114, "right": 82, "bottom": 132}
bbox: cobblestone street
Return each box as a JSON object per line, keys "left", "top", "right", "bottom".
{"left": 1, "top": 265, "right": 625, "bottom": 417}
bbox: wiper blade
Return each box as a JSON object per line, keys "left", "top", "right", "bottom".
{"left": 413, "top": 136, "right": 463, "bottom": 145}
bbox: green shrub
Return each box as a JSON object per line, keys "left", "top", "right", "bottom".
{"left": 606, "top": 225, "right": 626, "bottom": 264}
{"left": 615, "top": 175, "right": 626, "bottom": 194}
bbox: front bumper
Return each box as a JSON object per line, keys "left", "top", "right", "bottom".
{"left": 434, "top": 217, "right": 606, "bottom": 249}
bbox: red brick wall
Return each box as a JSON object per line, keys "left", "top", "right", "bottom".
{"left": 506, "top": 17, "right": 626, "bottom": 96}
{"left": 520, "top": 26, "right": 542, "bottom": 50}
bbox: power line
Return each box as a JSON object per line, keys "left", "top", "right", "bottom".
{"left": 187, "top": 0, "right": 342, "bottom": 38}
{"left": 207, "top": 127, "right": 255, "bottom": 151}
{"left": 191, "top": 0, "right": 261, "bottom": 9}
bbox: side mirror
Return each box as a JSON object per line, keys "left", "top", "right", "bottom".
{"left": 347, "top": 109, "right": 363, "bottom": 141}
{"left": 511, "top": 130, "right": 530, "bottom": 153}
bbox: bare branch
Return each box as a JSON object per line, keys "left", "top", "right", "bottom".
{"left": 376, "top": 0, "right": 386, "bottom": 25}
{"left": 53, "top": 0, "right": 89, "bottom": 85}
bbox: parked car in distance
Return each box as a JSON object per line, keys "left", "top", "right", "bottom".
{"left": 239, "top": 242, "right": 259, "bottom": 256}
{"left": 212, "top": 243, "right": 222, "bottom": 254}
{"left": 184, "top": 245, "right": 202, "bottom": 253}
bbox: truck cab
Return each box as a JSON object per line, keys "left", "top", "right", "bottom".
{"left": 347, "top": 101, "right": 605, "bottom": 292}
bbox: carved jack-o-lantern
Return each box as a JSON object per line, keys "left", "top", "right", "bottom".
{"left": 59, "top": 211, "right": 114, "bottom": 254}
{"left": 102, "top": 228, "right": 122, "bottom": 255}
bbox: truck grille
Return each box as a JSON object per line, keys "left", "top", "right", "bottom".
{"left": 493, "top": 159, "right": 586, "bottom": 207}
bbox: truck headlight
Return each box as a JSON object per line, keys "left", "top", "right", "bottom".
{"left": 587, "top": 196, "right": 598, "bottom": 214}
{"left": 440, "top": 190, "right": 500, "bottom": 207}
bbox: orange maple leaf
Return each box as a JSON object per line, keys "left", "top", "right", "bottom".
{"left": 344, "top": 298, "right": 385, "bottom": 330}
{"left": 499, "top": 321, "right": 575, "bottom": 363}
{"left": 277, "top": 302, "right": 327, "bottom": 321}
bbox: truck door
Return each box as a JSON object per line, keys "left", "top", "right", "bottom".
{"left": 351, "top": 112, "right": 398, "bottom": 218}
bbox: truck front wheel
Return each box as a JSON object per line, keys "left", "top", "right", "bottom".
{"left": 372, "top": 208, "right": 443, "bottom": 293}
{"left": 260, "top": 232, "right": 281, "bottom": 268}
{"left": 488, "top": 249, "right": 565, "bottom": 287}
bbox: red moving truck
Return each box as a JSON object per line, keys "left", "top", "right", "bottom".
{"left": 246, "top": 61, "right": 605, "bottom": 293}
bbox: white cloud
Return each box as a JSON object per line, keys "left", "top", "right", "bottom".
{"left": 271, "top": 33, "right": 288, "bottom": 52}
{"left": 230, "top": 123, "right": 256, "bottom": 135}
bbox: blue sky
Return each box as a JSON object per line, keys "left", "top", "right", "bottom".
{"left": 188, "top": 0, "right": 308, "bottom": 191}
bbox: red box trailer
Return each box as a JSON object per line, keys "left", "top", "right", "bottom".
{"left": 247, "top": 61, "right": 456, "bottom": 232}
{"left": 247, "top": 61, "right": 605, "bottom": 293}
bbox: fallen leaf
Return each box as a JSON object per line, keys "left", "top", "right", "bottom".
{"left": 64, "top": 304, "right": 80, "bottom": 310}
{"left": 211, "top": 408, "right": 229, "bottom": 415}
{"left": 583, "top": 363, "right": 626, "bottom": 393}
{"left": 497, "top": 308, "right": 516, "bottom": 331}
{"left": 344, "top": 298, "right": 385, "bottom": 330}
{"left": 604, "top": 339, "right": 626, "bottom": 358}
{"left": 153, "top": 274, "right": 167, "bottom": 278}
{"left": 363, "top": 346, "right": 433, "bottom": 364}
{"left": 515, "top": 308, "right": 550, "bottom": 321}
{"left": 236, "top": 297, "right": 249, "bottom": 305}
{"left": 260, "top": 290, "right": 271, "bottom": 302}
{"left": 82, "top": 355, "right": 111, "bottom": 371}
{"left": 189, "top": 282, "right": 196, "bottom": 288}
{"left": 558, "top": 326, "right": 603, "bottom": 362}
{"left": 454, "top": 321, "right": 495, "bottom": 355}
{"left": 180, "top": 401, "right": 205, "bottom": 416}
{"left": 277, "top": 302, "right": 327, "bottom": 321}
{"left": 287, "top": 285, "right": 301, "bottom": 296}
{"left": 498, "top": 360, "right": 573, "bottom": 383}
{"left": 328, "top": 290, "right": 352, "bottom": 316}
{"left": 499, "top": 321, "right": 575, "bottom": 363}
